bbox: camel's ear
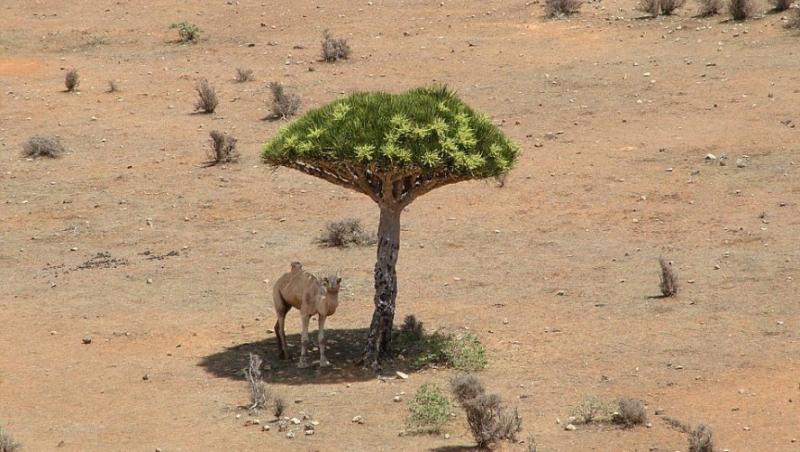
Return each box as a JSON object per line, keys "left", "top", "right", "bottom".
{"left": 336, "top": 277, "right": 342, "bottom": 285}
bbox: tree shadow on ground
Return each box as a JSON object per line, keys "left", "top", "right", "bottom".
{"left": 199, "top": 327, "right": 419, "bottom": 385}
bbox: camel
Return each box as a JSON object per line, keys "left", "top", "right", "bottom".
{"left": 272, "top": 261, "right": 341, "bottom": 368}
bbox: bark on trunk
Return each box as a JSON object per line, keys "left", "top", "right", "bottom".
{"left": 361, "top": 204, "right": 402, "bottom": 370}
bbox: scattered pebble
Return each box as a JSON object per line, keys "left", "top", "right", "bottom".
{"left": 82, "top": 335, "right": 92, "bottom": 344}
{"left": 352, "top": 415, "right": 365, "bottom": 424}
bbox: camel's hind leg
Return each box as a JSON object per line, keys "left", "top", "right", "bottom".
{"left": 273, "top": 291, "right": 291, "bottom": 360}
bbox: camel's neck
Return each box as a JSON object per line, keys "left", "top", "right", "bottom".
{"left": 322, "top": 292, "right": 339, "bottom": 316}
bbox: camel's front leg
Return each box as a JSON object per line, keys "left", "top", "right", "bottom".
{"left": 318, "top": 315, "right": 330, "bottom": 367}
{"left": 298, "top": 313, "right": 310, "bottom": 368}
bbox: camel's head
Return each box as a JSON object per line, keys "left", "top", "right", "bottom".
{"left": 321, "top": 274, "right": 341, "bottom": 296}
{"left": 290, "top": 261, "right": 303, "bottom": 272}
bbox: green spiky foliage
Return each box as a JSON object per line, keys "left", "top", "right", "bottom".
{"left": 262, "top": 86, "right": 519, "bottom": 368}
{"left": 263, "top": 86, "right": 518, "bottom": 203}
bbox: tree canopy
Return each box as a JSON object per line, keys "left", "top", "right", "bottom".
{"left": 262, "top": 86, "right": 519, "bottom": 205}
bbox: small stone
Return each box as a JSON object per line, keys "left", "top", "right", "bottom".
{"left": 146, "top": 278, "right": 153, "bottom": 284}
{"left": 142, "top": 374, "right": 150, "bottom": 381}
{"left": 654, "top": 408, "right": 666, "bottom": 415}
{"left": 705, "top": 153, "right": 717, "bottom": 161}
{"left": 736, "top": 157, "right": 749, "bottom": 168}
{"left": 290, "top": 418, "right": 301, "bottom": 425}
{"left": 352, "top": 415, "right": 365, "bottom": 424}
{"left": 396, "top": 371, "right": 409, "bottom": 379}
{"left": 262, "top": 425, "right": 270, "bottom": 431}
{"left": 393, "top": 396, "right": 402, "bottom": 402}
{"left": 556, "top": 290, "right": 566, "bottom": 296}
{"left": 565, "top": 423, "right": 577, "bottom": 431}
{"left": 646, "top": 422, "right": 653, "bottom": 428}
{"left": 444, "top": 433, "right": 451, "bottom": 439}
{"left": 304, "top": 429, "right": 314, "bottom": 435}
{"left": 82, "top": 335, "right": 92, "bottom": 344}
{"left": 743, "top": 426, "right": 750, "bottom": 431}
{"left": 286, "top": 431, "right": 295, "bottom": 439}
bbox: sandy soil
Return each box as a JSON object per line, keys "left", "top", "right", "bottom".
{"left": 1, "top": 0, "right": 799, "bottom": 451}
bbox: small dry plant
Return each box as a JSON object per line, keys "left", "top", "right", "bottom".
{"left": 244, "top": 353, "right": 270, "bottom": 412}
{"left": 697, "top": 0, "right": 723, "bottom": 16}
{"left": 23, "top": 135, "right": 65, "bottom": 158}
{"left": 613, "top": 399, "right": 647, "bottom": 427}
{"left": 688, "top": 423, "right": 714, "bottom": 452}
{"left": 770, "top": 0, "right": 792, "bottom": 11}
{"left": 268, "top": 82, "right": 300, "bottom": 119}
{"left": 571, "top": 396, "right": 613, "bottom": 424}
{"left": 195, "top": 78, "right": 218, "bottom": 113}
{"left": 451, "top": 374, "right": 522, "bottom": 447}
{"left": 658, "top": 257, "right": 678, "bottom": 297}
{"left": 273, "top": 396, "right": 285, "bottom": 418}
{"left": 65, "top": 69, "right": 79, "bottom": 92}
{"left": 206, "top": 131, "right": 239, "bottom": 166}
{"left": 235, "top": 67, "right": 254, "bottom": 82}
{"left": 317, "top": 218, "right": 374, "bottom": 248}
{"left": 321, "top": 30, "right": 351, "bottom": 62}
{"left": 788, "top": 8, "right": 800, "bottom": 29}
{"left": 170, "top": 21, "right": 202, "bottom": 43}
{"left": 106, "top": 80, "right": 119, "bottom": 93}
{"left": 0, "top": 426, "right": 21, "bottom": 452}
{"left": 545, "top": 0, "right": 584, "bottom": 17}
{"left": 638, "top": 0, "right": 662, "bottom": 14}
{"left": 729, "top": 0, "right": 752, "bottom": 20}
{"left": 660, "top": 0, "right": 686, "bottom": 14}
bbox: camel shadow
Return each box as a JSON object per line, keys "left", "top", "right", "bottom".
{"left": 199, "top": 327, "right": 419, "bottom": 385}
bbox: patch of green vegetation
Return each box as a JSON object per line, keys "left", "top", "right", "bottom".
{"left": 395, "top": 324, "right": 487, "bottom": 372}
{"left": 406, "top": 383, "right": 451, "bottom": 433}
{"left": 170, "top": 21, "right": 202, "bottom": 43}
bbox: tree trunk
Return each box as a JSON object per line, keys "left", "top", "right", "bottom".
{"left": 361, "top": 204, "right": 402, "bottom": 370}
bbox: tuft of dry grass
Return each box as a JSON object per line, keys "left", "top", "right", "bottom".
{"left": 194, "top": 78, "right": 218, "bottom": 113}
{"left": 660, "top": 0, "right": 686, "bottom": 14}
{"left": 614, "top": 399, "right": 647, "bottom": 427}
{"left": 770, "top": 0, "right": 792, "bottom": 11}
{"left": 0, "top": 426, "right": 21, "bottom": 452}
{"left": 268, "top": 82, "right": 300, "bottom": 119}
{"left": 729, "top": 0, "right": 752, "bottom": 20}
{"left": 244, "top": 353, "right": 269, "bottom": 412}
{"left": 206, "top": 131, "right": 239, "bottom": 166}
{"left": 638, "top": 0, "right": 662, "bottom": 15}
{"left": 688, "top": 423, "right": 714, "bottom": 452}
{"left": 235, "top": 67, "right": 254, "bottom": 83}
{"left": 571, "top": 396, "right": 612, "bottom": 424}
{"left": 273, "top": 396, "right": 285, "bottom": 418}
{"left": 786, "top": 7, "right": 800, "bottom": 28}
{"left": 321, "top": 29, "right": 351, "bottom": 62}
{"left": 451, "top": 374, "right": 522, "bottom": 447}
{"left": 697, "top": 0, "right": 723, "bottom": 16}
{"left": 65, "top": 69, "right": 79, "bottom": 92}
{"left": 544, "top": 0, "right": 583, "bottom": 17}
{"left": 659, "top": 257, "right": 678, "bottom": 297}
{"left": 23, "top": 135, "right": 65, "bottom": 159}
{"left": 317, "top": 218, "right": 374, "bottom": 248}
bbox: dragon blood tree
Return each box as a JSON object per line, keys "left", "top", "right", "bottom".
{"left": 262, "top": 86, "right": 519, "bottom": 369}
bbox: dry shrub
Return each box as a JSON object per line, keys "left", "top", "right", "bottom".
{"left": 65, "top": 69, "right": 79, "bottom": 92}
{"left": 451, "top": 374, "right": 522, "bottom": 448}
{"left": 235, "top": 67, "right": 254, "bottom": 82}
{"left": 0, "top": 426, "right": 20, "bottom": 452}
{"left": 662, "top": 415, "right": 691, "bottom": 433}
{"left": 195, "top": 78, "right": 218, "bottom": 113}
{"left": 400, "top": 314, "right": 425, "bottom": 342}
{"left": 317, "top": 218, "right": 374, "bottom": 248}
{"left": 638, "top": 0, "right": 662, "bottom": 15}
{"left": 525, "top": 434, "right": 538, "bottom": 452}
{"left": 659, "top": 257, "right": 678, "bottom": 297}
{"left": 729, "top": 0, "right": 752, "bottom": 20}
{"left": 788, "top": 8, "right": 800, "bottom": 28}
{"left": 571, "top": 396, "right": 612, "bottom": 424}
{"left": 614, "top": 399, "right": 647, "bottom": 427}
{"left": 321, "top": 29, "right": 351, "bottom": 62}
{"left": 689, "top": 423, "right": 714, "bottom": 452}
{"left": 269, "top": 82, "right": 300, "bottom": 119}
{"left": 23, "top": 135, "right": 65, "bottom": 158}
{"left": 770, "top": 0, "right": 792, "bottom": 11}
{"left": 697, "top": 0, "right": 723, "bottom": 16}
{"left": 661, "top": 0, "right": 686, "bottom": 14}
{"left": 206, "top": 131, "right": 239, "bottom": 165}
{"left": 244, "top": 353, "right": 270, "bottom": 412}
{"left": 273, "top": 396, "right": 285, "bottom": 418}
{"left": 544, "top": 0, "right": 583, "bottom": 17}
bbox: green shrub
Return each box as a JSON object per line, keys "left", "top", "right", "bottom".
{"left": 571, "top": 396, "right": 613, "bottom": 424}
{"left": 170, "top": 21, "right": 202, "bottom": 43}
{"left": 0, "top": 426, "right": 21, "bottom": 452}
{"left": 395, "top": 320, "right": 487, "bottom": 371}
{"left": 406, "top": 383, "right": 451, "bottom": 433}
